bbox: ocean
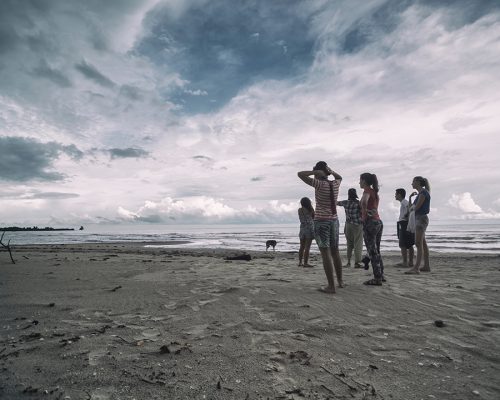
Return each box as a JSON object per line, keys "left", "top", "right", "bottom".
{"left": 2, "top": 220, "right": 500, "bottom": 254}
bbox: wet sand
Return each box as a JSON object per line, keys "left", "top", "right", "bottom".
{"left": 1, "top": 244, "right": 499, "bottom": 399}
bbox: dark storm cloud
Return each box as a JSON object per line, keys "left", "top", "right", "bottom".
{"left": 107, "top": 148, "right": 150, "bottom": 159}
{"left": 0, "top": 136, "right": 83, "bottom": 182}
{"left": 75, "top": 60, "right": 116, "bottom": 88}
{"left": 339, "top": 0, "right": 500, "bottom": 54}
{"left": 0, "top": 0, "right": 52, "bottom": 54}
{"left": 138, "top": 0, "right": 317, "bottom": 113}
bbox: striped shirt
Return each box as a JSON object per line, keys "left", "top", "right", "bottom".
{"left": 338, "top": 200, "right": 362, "bottom": 225}
{"left": 309, "top": 178, "right": 340, "bottom": 221}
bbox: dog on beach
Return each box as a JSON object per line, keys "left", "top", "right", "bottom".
{"left": 265, "top": 240, "right": 277, "bottom": 251}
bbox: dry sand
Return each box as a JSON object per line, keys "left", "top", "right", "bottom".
{"left": 1, "top": 244, "right": 499, "bottom": 399}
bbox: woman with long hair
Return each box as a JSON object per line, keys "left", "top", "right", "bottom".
{"left": 338, "top": 188, "right": 363, "bottom": 268}
{"left": 298, "top": 197, "right": 315, "bottom": 267}
{"left": 405, "top": 176, "right": 431, "bottom": 274}
{"left": 359, "top": 173, "right": 384, "bottom": 285}
{"left": 298, "top": 161, "right": 343, "bottom": 293}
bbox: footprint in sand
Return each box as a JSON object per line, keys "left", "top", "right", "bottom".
{"left": 239, "top": 296, "right": 276, "bottom": 322}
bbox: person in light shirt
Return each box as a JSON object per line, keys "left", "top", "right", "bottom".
{"left": 395, "top": 188, "right": 415, "bottom": 268}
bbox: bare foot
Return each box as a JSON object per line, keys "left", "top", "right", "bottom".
{"left": 318, "top": 286, "right": 336, "bottom": 294}
{"left": 394, "top": 262, "right": 407, "bottom": 267}
{"left": 337, "top": 280, "right": 345, "bottom": 288}
{"left": 298, "top": 262, "right": 303, "bottom": 267}
{"left": 404, "top": 269, "right": 420, "bottom": 275}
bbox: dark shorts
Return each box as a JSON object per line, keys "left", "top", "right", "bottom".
{"left": 314, "top": 219, "right": 339, "bottom": 249}
{"left": 397, "top": 220, "right": 415, "bottom": 249}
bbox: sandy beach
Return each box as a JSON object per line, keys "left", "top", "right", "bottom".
{"left": 1, "top": 244, "right": 499, "bottom": 400}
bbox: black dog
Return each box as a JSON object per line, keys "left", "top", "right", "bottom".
{"left": 265, "top": 240, "right": 277, "bottom": 251}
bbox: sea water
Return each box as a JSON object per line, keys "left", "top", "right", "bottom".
{"left": 2, "top": 220, "right": 500, "bottom": 254}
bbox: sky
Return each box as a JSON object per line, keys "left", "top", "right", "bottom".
{"left": 1, "top": 0, "right": 500, "bottom": 226}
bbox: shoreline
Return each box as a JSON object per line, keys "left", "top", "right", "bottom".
{"left": 9, "top": 241, "right": 500, "bottom": 256}
{"left": 1, "top": 245, "right": 499, "bottom": 399}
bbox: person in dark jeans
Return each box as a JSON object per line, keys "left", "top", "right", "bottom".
{"left": 359, "top": 172, "right": 385, "bottom": 285}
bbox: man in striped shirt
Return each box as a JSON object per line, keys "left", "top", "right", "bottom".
{"left": 298, "top": 161, "right": 343, "bottom": 293}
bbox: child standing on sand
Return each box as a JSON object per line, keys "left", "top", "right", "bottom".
{"left": 298, "top": 197, "right": 315, "bottom": 268}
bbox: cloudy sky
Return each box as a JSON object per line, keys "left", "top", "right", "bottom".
{"left": 1, "top": 0, "right": 500, "bottom": 226}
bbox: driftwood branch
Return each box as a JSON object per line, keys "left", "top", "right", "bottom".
{"left": 0, "top": 231, "right": 16, "bottom": 264}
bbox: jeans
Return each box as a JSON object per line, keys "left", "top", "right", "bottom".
{"left": 363, "top": 219, "right": 384, "bottom": 280}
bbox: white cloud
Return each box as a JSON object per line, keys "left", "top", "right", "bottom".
{"left": 1, "top": 2, "right": 500, "bottom": 224}
{"left": 115, "top": 197, "right": 298, "bottom": 224}
{"left": 448, "top": 192, "right": 483, "bottom": 213}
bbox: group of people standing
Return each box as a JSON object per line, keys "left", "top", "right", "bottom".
{"left": 297, "top": 161, "right": 431, "bottom": 293}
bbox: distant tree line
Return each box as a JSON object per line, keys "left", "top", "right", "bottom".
{"left": 0, "top": 226, "right": 75, "bottom": 232}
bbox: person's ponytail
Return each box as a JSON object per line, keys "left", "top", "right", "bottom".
{"left": 423, "top": 178, "right": 431, "bottom": 192}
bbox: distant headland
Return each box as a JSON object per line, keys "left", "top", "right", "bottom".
{"left": 0, "top": 226, "right": 81, "bottom": 232}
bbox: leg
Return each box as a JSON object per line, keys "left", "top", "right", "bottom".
{"left": 363, "top": 221, "right": 382, "bottom": 283}
{"left": 331, "top": 219, "right": 343, "bottom": 286}
{"left": 420, "top": 236, "right": 430, "bottom": 271}
{"left": 353, "top": 224, "right": 363, "bottom": 265}
{"left": 400, "top": 248, "right": 408, "bottom": 267}
{"left": 377, "top": 221, "right": 384, "bottom": 279}
{"left": 408, "top": 246, "right": 415, "bottom": 267}
{"left": 303, "top": 238, "right": 313, "bottom": 267}
{"left": 331, "top": 248, "right": 343, "bottom": 287}
{"left": 298, "top": 238, "right": 305, "bottom": 266}
{"left": 397, "top": 221, "right": 406, "bottom": 266}
{"left": 314, "top": 221, "right": 335, "bottom": 293}
{"left": 319, "top": 247, "right": 336, "bottom": 293}
{"left": 407, "top": 229, "right": 423, "bottom": 274}
{"left": 345, "top": 223, "right": 353, "bottom": 266}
